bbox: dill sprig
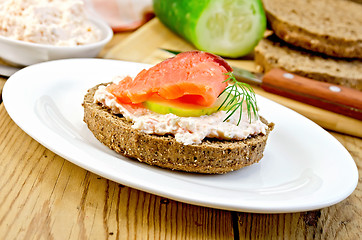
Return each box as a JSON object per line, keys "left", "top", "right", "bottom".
{"left": 218, "top": 72, "right": 259, "bottom": 125}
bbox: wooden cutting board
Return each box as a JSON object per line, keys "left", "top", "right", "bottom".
{"left": 105, "top": 18, "right": 362, "bottom": 138}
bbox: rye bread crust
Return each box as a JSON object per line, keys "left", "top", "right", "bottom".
{"left": 83, "top": 84, "right": 274, "bottom": 174}
{"left": 262, "top": 0, "right": 362, "bottom": 58}
{"left": 255, "top": 37, "right": 362, "bottom": 90}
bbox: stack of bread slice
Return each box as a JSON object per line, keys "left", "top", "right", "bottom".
{"left": 255, "top": 0, "right": 362, "bottom": 91}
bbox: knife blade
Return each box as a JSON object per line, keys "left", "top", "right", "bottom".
{"left": 161, "top": 48, "right": 362, "bottom": 120}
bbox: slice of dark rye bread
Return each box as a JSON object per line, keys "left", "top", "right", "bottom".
{"left": 254, "top": 37, "right": 362, "bottom": 91}
{"left": 262, "top": 0, "right": 362, "bottom": 58}
{"left": 83, "top": 84, "right": 274, "bottom": 174}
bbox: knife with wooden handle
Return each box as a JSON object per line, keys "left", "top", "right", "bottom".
{"left": 234, "top": 67, "right": 362, "bottom": 121}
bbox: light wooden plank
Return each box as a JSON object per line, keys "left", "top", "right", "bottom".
{"left": 236, "top": 133, "right": 362, "bottom": 240}
{"left": 0, "top": 104, "right": 235, "bottom": 239}
{"left": 98, "top": 32, "right": 133, "bottom": 58}
{"left": 105, "top": 18, "right": 195, "bottom": 64}
{"left": 0, "top": 78, "right": 6, "bottom": 102}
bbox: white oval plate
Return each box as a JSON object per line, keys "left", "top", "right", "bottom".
{"left": 3, "top": 59, "right": 358, "bottom": 213}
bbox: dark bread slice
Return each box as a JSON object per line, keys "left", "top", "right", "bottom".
{"left": 83, "top": 84, "right": 274, "bottom": 174}
{"left": 254, "top": 37, "right": 362, "bottom": 91}
{"left": 262, "top": 0, "right": 362, "bottom": 58}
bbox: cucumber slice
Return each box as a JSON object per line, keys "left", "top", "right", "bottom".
{"left": 153, "top": 0, "right": 266, "bottom": 58}
{"left": 143, "top": 92, "right": 234, "bottom": 117}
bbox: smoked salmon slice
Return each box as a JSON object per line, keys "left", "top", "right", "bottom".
{"left": 106, "top": 51, "right": 233, "bottom": 107}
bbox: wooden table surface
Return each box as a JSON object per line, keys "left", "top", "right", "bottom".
{"left": 0, "top": 18, "right": 361, "bottom": 240}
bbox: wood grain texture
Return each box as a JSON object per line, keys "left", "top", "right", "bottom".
{"left": 105, "top": 18, "right": 195, "bottom": 64}
{"left": 0, "top": 77, "right": 6, "bottom": 103}
{"left": 0, "top": 104, "right": 234, "bottom": 240}
{"left": 98, "top": 32, "right": 133, "bottom": 58}
{"left": 236, "top": 132, "right": 362, "bottom": 240}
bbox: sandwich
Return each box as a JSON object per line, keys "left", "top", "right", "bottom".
{"left": 83, "top": 51, "right": 274, "bottom": 174}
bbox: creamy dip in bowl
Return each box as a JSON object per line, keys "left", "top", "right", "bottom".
{"left": 0, "top": 0, "right": 113, "bottom": 66}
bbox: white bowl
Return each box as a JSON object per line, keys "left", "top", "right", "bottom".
{"left": 0, "top": 18, "right": 113, "bottom": 66}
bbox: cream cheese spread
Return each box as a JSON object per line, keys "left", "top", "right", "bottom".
{"left": 0, "top": 0, "right": 101, "bottom": 46}
{"left": 94, "top": 83, "right": 268, "bottom": 145}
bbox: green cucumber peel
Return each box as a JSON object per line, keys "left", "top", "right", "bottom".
{"left": 143, "top": 91, "right": 234, "bottom": 117}
{"left": 153, "top": 0, "right": 266, "bottom": 58}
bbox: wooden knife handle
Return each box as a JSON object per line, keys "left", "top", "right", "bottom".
{"left": 261, "top": 68, "right": 362, "bottom": 120}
